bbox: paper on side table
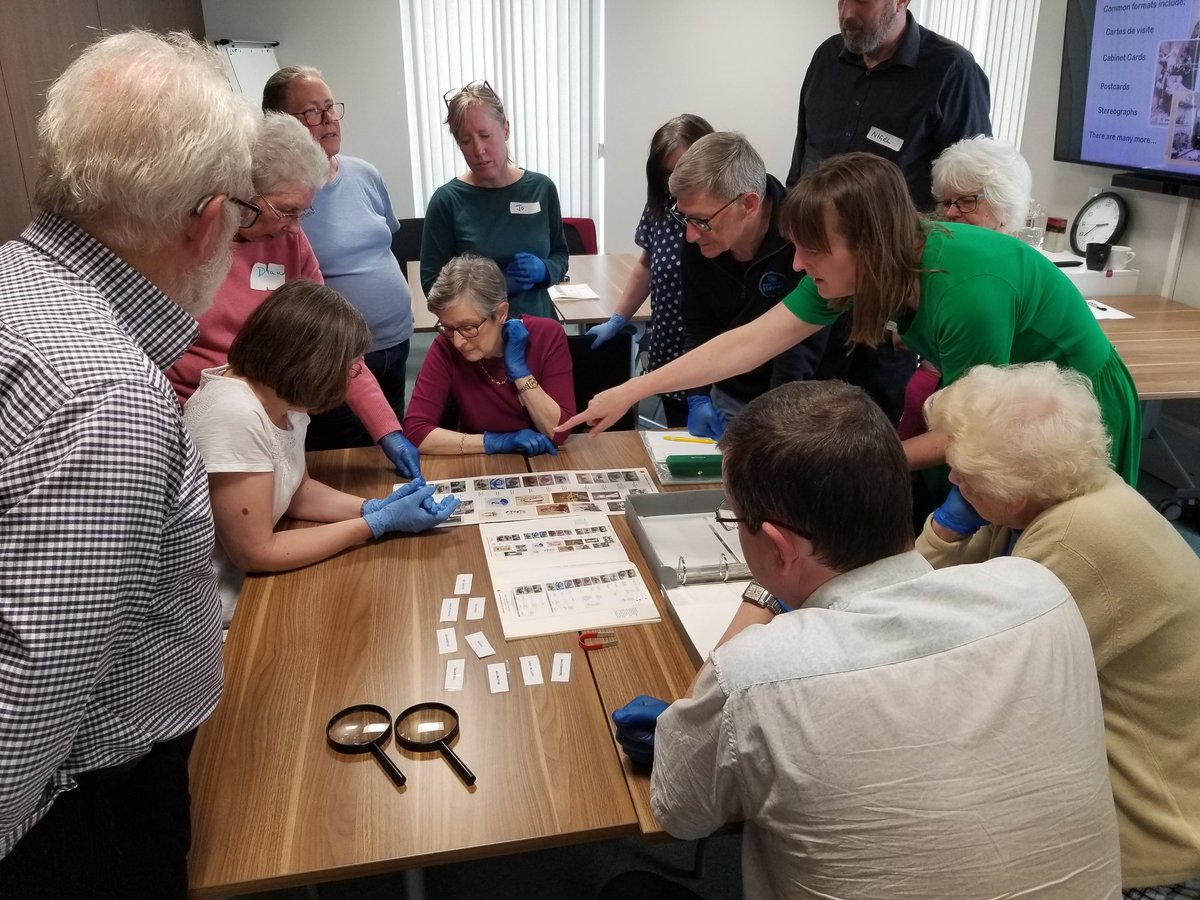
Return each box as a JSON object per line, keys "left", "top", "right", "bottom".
{"left": 548, "top": 283, "right": 599, "bottom": 300}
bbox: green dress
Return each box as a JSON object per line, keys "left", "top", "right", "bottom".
{"left": 782, "top": 222, "right": 1141, "bottom": 485}
{"left": 420, "top": 170, "right": 569, "bottom": 319}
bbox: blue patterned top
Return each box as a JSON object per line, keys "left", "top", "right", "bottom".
{"left": 634, "top": 204, "right": 687, "bottom": 400}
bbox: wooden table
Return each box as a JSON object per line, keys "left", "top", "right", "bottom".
{"left": 1097, "top": 295, "right": 1200, "bottom": 400}
{"left": 409, "top": 254, "right": 646, "bottom": 331}
{"left": 188, "top": 447, "right": 654, "bottom": 896}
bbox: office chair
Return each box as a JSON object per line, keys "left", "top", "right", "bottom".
{"left": 391, "top": 218, "right": 424, "bottom": 281}
{"left": 562, "top": 217, "right": 598, "bottom": 255}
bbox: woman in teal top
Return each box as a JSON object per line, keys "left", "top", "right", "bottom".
{"left": 561, "top": 152, "right": 1141, "bottom": 486}
{"left": 421, "top": 81, "right": 569, "bottom": 319}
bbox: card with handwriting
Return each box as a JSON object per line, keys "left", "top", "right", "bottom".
{"left": 519, "top": 655, "right": 544, "bottom": 686}
{"left": 455, "top": 573, "right": 473, "bottom": 594}
{"left": 439, "top": 597, "right": 460, "bottom": 622}
{"left": 437, "top": 627, "right": 458, "bottom": 655}
{"left": 487, "top": 662, "right": 510, "bottom": 693}
{"left": 444, "top": 658, "right": 465, "bottom": 691}
{"left": 465, "top": 631, "right": 496, "bottom": 659}
{"left": 551, "top": 652, "right": 572, "bottom": 682}
{"left": 466, "top": 596, "right": 486, "bottom": 620}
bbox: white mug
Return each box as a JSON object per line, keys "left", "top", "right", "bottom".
{"left": 1108, "top": 245, "right": 1136, "bottom": 270}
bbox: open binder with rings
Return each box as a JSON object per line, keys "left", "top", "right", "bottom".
{"left": 676, "top": 554, "right": 751, "bottom": 585}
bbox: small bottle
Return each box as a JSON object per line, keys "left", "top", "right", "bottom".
{"left": 1045, "top": 217, "right": 1068, "bottom": 253}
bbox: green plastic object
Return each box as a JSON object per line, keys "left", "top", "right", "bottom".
{"left": 665, "top": 454, "right": 723, "bottom": 477}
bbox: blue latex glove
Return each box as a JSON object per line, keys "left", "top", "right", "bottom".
{"left": 586, "top": 313, "right": 628, "bottom": 350}
{"left": 483, "top": 429, "right": 558, "bottom": 457}
{"left": 361, "top": 477, "right": 426, "bottom": 517}
{"left": 502, "top": 319, "right": 532, "bottom": 380}
{"left": 362, "top": 483, "right": 460, "bottom": 537}
{"left": 611, "top": 695, "right": 670, "bottom": 768}
{"left": 932, "top": 485, "right": 990, "bottom": 536}
{"left": 504, "top": 252, "right": 547, "bottom": 293}
{"left": 686, "top": 395, "right": 729, "bottom": 441}
{"left": 378, "top": 430, "right": 423, "bottom": 480}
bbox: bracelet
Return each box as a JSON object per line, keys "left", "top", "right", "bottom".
{"left": 516, "top": 376, "right": 539, "bottom": 394}
{"left": 459, "top": 433, "right": 466, "bottom": 455}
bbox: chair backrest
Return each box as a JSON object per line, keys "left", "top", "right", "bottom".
{"left": 391, "top": 218, "right": 424, "bottom": 280}
{"left": 566, "top": 328, "right": 636, "bottom": 431}
{"left": 562, "top": 217, "right": 598, "bottom": 255}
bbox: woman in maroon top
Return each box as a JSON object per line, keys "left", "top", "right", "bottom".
{"left": 404, "top": 254, "right": 575, "bottom": 457}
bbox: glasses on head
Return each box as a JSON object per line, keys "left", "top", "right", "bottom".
{"left": 669, "top": 193, "right": 744, "bottom": 233}
{"left": 194, "top": 194, "right": 260, "bottom": 229}
{"left": 442, "top": 79, "right": 495, "bottom": 109}
{"left": 291, "top": 101, "right": 345, "bottom": 127}
{"left": 714, "top": 500, "right": 812, "bottom": 540}
{"left": 934, "top": 193, "right": 983, "bottom": 215}
{"left": 349, "top": 359, "right": 364, "bottom": 379}
{"left": 258, "top": 196, "right": 315, "bottom": 222}
{"left": 434, "top": 317, "right": 489, "bottom": 340}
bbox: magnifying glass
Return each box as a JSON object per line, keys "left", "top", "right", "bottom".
{"left": 394, "top": 702, "right": 476, "bottom": 787}
{"left": 326, "top": 703, "right": 406, "bottom": 788}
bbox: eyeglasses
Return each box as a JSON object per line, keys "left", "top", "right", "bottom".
{"left": 194, "top": 194, "right": 260, "bottom": 229}
{"left": 257, "top": 196, "right": 315, "bottom": 223}
{"left": 934, "top": 193, "right": 984, "bottom": 215}
{"left": 669, "top": 193, "right": 744, "bottom": 233}
{"left": 714, "top": 500, "right": 812, "bottom": 540}
{"left": 443, "top": 79, "right": 495, "bottom": 109}
{"left": 434, "top": 317, "right": 489, "bottom": 339}
{"left": 290, "top": 102, "right": 345, "bottom": 127}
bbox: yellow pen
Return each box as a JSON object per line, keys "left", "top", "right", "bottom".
{"left": 663, "top": 435, "right": 717, "bottom": 445}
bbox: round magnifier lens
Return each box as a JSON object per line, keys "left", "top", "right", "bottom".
{"left": 395, "top": 702, "right": 475, "bottom": 787}
{"left": 328, "top": 705, "right": 392, "bottom": 747}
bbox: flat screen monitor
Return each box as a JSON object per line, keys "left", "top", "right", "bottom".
{"left": 1055, "top": 0, "right": 1200, "bottom": 190}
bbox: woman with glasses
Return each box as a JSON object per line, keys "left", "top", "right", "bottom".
{"left": 930, "top": 136, "right": 1033, "bottom": 234}
{"left": 262, "top": 65, "right": 416, "bottom": 457}
{"left": 404, "top": 254, "right": 574, "bottom": 456}
{"left": 167, "top": 114, "right": 423, "bottom": 482}
{"left": 420, "top": 81, "right": 569, "bottom": 319}
{"left": 562, "top": 152, "right": 1141, "bottom": 488}
{"left": 184, "top": 280, "right": 459, "bottom": 626}
{"left": 586, "top": 114, "right": 714, "bottom": 428}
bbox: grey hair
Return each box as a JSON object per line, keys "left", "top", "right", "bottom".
{"left": 252, "top": 113, "right": 329, "bottom": 196}
{"left": 262, "top": 65, "right": 325, "bottom": 113}
{"left": 924, "top": 363, "right": 1112, "bottom": 508}
{"left": 34, "top": 30, "right": 255, "bottom": 251}
{"left": 427, "top": 254, "right": 508, "bottom": 318}
{"left": 668, "top": 132, "right": 767, "bottom": 202}
{"left": 930, "top": 136, "right": 1032, "bottom": 232}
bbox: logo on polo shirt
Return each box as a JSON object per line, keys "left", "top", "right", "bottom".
{"left": 759, "top": 271, "right": 789, "bottom": 298}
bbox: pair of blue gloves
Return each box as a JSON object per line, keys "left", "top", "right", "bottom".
{"left": 611, "top": 695, "right": 669, "bottom": 768}
{"left": 361, "top": 478, "right": 460, "bottom": 538}
{"left": 504, "top": 252, "right": 548, "bottom": 295}
{"left": 483, "top": 319, "right": 556, "bottom": 456}
{"left": 686, "top": 396, "right": 728, "bottom": 441}
{"left": 932, "top": 486, "right": 990, "bottom": 535}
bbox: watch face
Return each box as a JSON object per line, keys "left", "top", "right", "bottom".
{"left": 1071, "top": 193, "right": 1127, "bottom": 255}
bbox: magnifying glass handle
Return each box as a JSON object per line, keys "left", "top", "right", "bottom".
{"left": 370, "top": 744, "right": 407, "bottom": 788}
{"left": 439, "top": 742, "right": 476, "bottom": 787}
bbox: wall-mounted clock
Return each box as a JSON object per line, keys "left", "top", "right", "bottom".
{"left": 1070, "top": 191, "right": 1130, "bottom": 256}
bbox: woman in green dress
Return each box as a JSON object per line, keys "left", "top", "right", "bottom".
{"left": 561, "top": 152, "right": 1141, "bottom": 486}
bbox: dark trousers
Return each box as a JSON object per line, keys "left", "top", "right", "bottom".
{"left": 597, "top": 871, "right": 706, "bottom": 900}
{"left": 0, "top": 731, "right": 197, "bottom": 900}
{"left": 306, "top": 339, "right": 410, "bottom": 451}
{"left": 660, "top": 395, "right": 689, "bottom": 429}
{"left": 845, "top": 339, "right": 917, "bottom": 427}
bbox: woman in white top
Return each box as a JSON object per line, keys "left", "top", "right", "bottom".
{"left": 184, "top": 279, "right": 459, "bottom": 623}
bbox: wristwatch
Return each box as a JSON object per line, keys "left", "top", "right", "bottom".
{"left": 741, "top": 582, "right": 792, "bottom": 615}
{"left": 516, "top": 375, "right": 539, "bottom": 393}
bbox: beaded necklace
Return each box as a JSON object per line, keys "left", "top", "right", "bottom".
{"left": 477, "top": 358, "right": 508, "bottom": 386}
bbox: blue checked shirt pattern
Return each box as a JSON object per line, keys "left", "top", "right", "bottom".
{"left": 0, "top": 213, "right": 223, "bottom": 858}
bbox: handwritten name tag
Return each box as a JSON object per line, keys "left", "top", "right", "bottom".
{"left": 866, "top": 126, "right": 904, "bottom": 152}
{"left": 510, "top": 201, "right": 541, "bottom": 215}
{"left": 249, "top": 262, "right": 285, "bottom": 291}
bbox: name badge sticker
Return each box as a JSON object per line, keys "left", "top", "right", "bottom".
{"left": 866, "top": 126, "right": 904, "bottom": 153}
{"left": 249, "top": 262, "right": 285, "bottom": 291}
{"left": 510, "top": 201, "right": 542, "bottom": 215}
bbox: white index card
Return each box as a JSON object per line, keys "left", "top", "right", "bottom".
{"left": 466, "top": 596, "right": 486, "bottom": 620}
{"left": 487, "top": 662, "right": 510, "bottom": 693}
{"left": 439, "top": 597, "right": 460, "bottom": 623}
{"left": 454, "top": 573, "right": 473, "bottom": 594}
{"left": 519, "top": 655, "right": 544, "bottom": 686}
{"left": 551, "top": 652, "right": 572, "bottom": 683}
{"left": 437, "top": 627, "right": 458, "bottom": 655}
{"left": 444, "top": 658, "right": 465, "bottom": 691}
{"left": 464, "top": 631, "right": 496, "bottom": 659}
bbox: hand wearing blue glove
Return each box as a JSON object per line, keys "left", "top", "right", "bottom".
{"left": 483, "top": 429, "right": 558, "bottom": 457}
{"left": 932, "top": 485, "right": 990, "bottom": 536}
{"left": 501, "top": 319, "right": 532, "bottom": 380}
{"left": 686, "top": 395, "right": 729, "bottom": 441}
{"left": 360, "top": 478, "right": 425, "bottom": 516}
{"left": 504, "top": 252, "right": 548, "bottom": 294}
{"left": 362, "top": 483, "right": 460, "bottom": 537}
{"left": 586, "top": 313, "right": 628, "bottom": 350}
{"left": 611, "top": 695, "right": 670, "bottom": 768}
{"left": 378, "top": 430, "right": 423, "bottom": 480}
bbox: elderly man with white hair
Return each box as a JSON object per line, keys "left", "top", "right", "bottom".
{"left": 917, "top": 362, "right": 1200, "bottom": 900}
{"left": 0, "top": 30, "right": 255, "bottom": 897}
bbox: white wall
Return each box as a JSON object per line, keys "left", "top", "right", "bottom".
{"left": 602, "top": 0, "right": 837, "bottom": 254}
{"left": 201, "top": 0, "right": 416, "bottom": 220}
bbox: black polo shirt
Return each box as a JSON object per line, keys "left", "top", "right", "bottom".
{"left": 786, "top": 10, "right": 991, "bottom": 209}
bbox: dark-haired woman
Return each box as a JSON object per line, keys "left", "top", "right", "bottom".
{"left": 586, "top": 114, "right": 714, "bottom": 427}
{"left": 562, "top": 152, "right": 1140, "bottom": 486}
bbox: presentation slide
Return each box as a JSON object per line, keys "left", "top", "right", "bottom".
{"left": 1083, "top": 0, "right": 1200, "bottom": 174}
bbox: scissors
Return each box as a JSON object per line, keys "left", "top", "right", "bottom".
{"left": 579, "top": 630, "right": 617, "bottom": 651}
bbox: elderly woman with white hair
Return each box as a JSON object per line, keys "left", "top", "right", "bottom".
{"left": 916, "top": 362, "right": 1200, "bottom": 898}
{"left": 930, "top": 135, "right": 1032, "bottom": 233}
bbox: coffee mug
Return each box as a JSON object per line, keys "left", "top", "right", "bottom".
{"left": 1108, "top": 245, "right": 1136, "bottom": 269}
{"left": 1085, "top": 242, "right": 1111, "bottom": 271}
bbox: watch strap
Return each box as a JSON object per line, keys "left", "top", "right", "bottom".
{"left": 516, "top": 376, "right": 539, "bottom": 393}
{"left": 741, "top": 582, "right": 791, "bottom": 615}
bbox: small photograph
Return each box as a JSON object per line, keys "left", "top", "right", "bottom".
{"left": 617, "top": 568, "right": 631, "bottom": 579}
{"left": 554, "top": 474, "right": 570, "bottom": 484}
{"left": 551, "top": 491, "right": 589, "bottom": 503}
{"left": 532, "top": 531, "right": 548, "bottom": 538}
{"left": 458, "top": 500, "right": 475, "bottom": 515}
{"left": 474, "top": 478, "right": 492, "bottom": 491}
{"left": 600, "top": 573, "right": 612, "bottom": 583}
{"left": 504, "top": 550, "right": 521, "bottom": 557}
{"left": 522, "top": 475, "right": 540, "bottom": 487}
{"left": 1167, "top": 90, "right": 1200, "bottom": 164}
{"left": 571, "top": 502, "right": 601, "bottom": 513}
{"left": 449, "top": 480, "right": 467, "bottom": 493}
{"left": 1150, "top": 39, "right": 1199, "bottom": 126}
{"left": 479, "top": 510, "right": 499, "bottom": 519}
{"left": 514, "top": 544, "right": 528, "bottom": 553}
{"left": 584, "top": 536, "right": 601, "bottom": 543}
{"left": 505, "top": 477, "right": 521, "bottom": 489}
{"left": 565, "top": 539, "right": 584, "bottom": 547}
{"left": 537, "top": 503, "right": 571, "bottom": 516}
{"left": 538, "top": 474, "right": 555, "bottom": 486}
{"left": 487, "top": 497, "right": 511, "bottom": 507}
{"left": 489, "top": 477, "right": 508, "bottom": 490}
{"left": 607, "top": 501, "right": 626, "bottom": 513}
{"left": 577, "top": 473, "right": 593, "bottom": 484}
{"left": 622, "top": 470, "right": 639, "bottom": 482}
{"left": 517, "top": 494, "right": 548, "bottom": 505}
{"left": 591, "top": 490, "right": 620, "bottom": 501}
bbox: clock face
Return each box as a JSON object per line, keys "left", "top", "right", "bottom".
{"left": 1071, "top": 192, "right": 1129, "bottom": 255}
